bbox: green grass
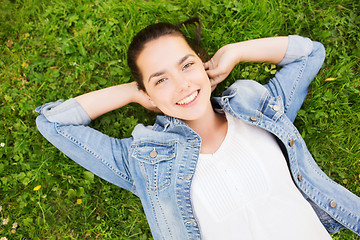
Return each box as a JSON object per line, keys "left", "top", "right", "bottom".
{"left": 0, "top": 0, "right": 359, "bottom": 239}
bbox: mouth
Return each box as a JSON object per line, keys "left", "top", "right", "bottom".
{"left": 176, "top": 90, "right": 199, "bottom": 105}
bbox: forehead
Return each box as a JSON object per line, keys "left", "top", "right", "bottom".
{"left": 143, "top": 35, "right": 193, "bottom": 56}
{"left": 136, "top": 35, "right": 195, "bottom": 73}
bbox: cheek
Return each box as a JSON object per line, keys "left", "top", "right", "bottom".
{"left": 195, "top": 70, "right": 211, "bottom": 87}
{"left": 148, "top": 88, "right": 173, "bottom": 107}
{"left": 189, "top": 67, "right": 209, "bottom": 81}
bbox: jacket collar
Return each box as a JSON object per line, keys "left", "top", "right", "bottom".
{"left": 152, "top": 80, "right": 274, "bottom": 131}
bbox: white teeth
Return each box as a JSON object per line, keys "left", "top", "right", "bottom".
{"left": 177, "top": 91, "right": 198, "bottom": 105}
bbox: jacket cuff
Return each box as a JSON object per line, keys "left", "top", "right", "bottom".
{"left": 278, "top": 35, "right": 313, "bottom": 66}
{"left": 35, "top": 98, "right": 91, "bottom": 125}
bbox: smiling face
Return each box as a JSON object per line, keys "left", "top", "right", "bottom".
{"left": 136, "top": 35, "right": 213, "bottom": 122}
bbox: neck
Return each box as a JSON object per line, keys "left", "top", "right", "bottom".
{"left": 185, "top": 108, "right": 228, "bottom": 154}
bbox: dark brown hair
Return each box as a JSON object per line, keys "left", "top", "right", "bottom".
{"left": 127, "top": 17, "right": 207, "bottom": 91}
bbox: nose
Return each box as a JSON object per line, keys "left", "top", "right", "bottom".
{"left": 173, "top": 74, "right": 190, "bottom": 92}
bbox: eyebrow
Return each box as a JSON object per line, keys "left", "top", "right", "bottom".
{"left": 148, "top": 54, "right": 195, "bottom": 83}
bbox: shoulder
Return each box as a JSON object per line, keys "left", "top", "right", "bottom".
{"left": 214, "top": 80, "right": 269, "bottom": 109}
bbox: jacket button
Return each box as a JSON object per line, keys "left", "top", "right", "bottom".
{"left": 150, "top": 149, "right": 157, "bottom": 158}
{"left": 329, "top": 200, "right": 337, "bottom": 208}
{"left": 289, "top": 139, "right": 295, "bottom": 147}
{"left": 250, "top": 116, "right": 257, "bottom": 122}
{"left": 272, "top": 105, "right": 280, "bottom": 112}
{"left": 298, "top": 174, "right": 303, "bottom": 181}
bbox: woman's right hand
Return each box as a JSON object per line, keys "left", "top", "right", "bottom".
{"left": 75, "top": 82, "right": 161, "bottom": 120}
{"left": 131, "top": 83, "right": 161, "bottom": 113}
{"left": 204, "top": 36, "right": 289, "bottom": 91}
{"left": 204, "top": 44, "right": 239, "bottom": 91}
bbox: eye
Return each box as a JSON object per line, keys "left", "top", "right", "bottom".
{"left": 155, "top": 78, "right": 166, "bottom": 86}
{"left": 182, "top": 62, "right": 194, "bottom": 70}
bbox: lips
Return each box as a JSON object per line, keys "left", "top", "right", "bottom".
{"left": 176, "top": 90, "right": 199, "bottom": 105}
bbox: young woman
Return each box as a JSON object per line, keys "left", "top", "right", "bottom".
{"left": 35, "top": 18, "right": 360, "bottom": 239}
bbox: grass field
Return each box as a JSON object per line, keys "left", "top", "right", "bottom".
{"left": 0, "top": 0, "right": 359, "bottom": 239}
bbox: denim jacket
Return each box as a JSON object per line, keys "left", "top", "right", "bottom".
{"left": 36, "top": 35, "right": 360, "bottom": 239}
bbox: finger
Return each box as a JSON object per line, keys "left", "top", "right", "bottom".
{"left": 206, "top": 68, "right": 219, "bottom": 79}
{"left": 203, "top": 61, "right": 210, "bottom": 70}
{"left": 210, "top": 76, "right": 220, "bottom": 85}
{"left": 211, "top": 75, "right": 225, "bottom": 86}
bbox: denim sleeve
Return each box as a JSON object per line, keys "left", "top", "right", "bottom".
{"left": 35, "top": 98, "right": 91, "bottom": 125}
{"left": 264, "top": 35, "right": 326, "bottom": 122}
{"left": 35, "top": 99, "right": 136, "bottom": 194}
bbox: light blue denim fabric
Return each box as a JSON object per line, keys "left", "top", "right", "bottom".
{"left": 36, "top": 35, "right": 360, "bottom": 239}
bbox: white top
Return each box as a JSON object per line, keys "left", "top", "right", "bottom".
{"left": 191, "top": 113, "right": 332, "bottom": 240}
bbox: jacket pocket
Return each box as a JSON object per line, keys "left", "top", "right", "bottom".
{"left": 132, "top": 141, "right": 176, "bottom": 192}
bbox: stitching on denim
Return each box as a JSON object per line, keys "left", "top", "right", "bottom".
{"left": 223, "top": 97, "right": 259, "bottom": 126}
{"left": 133, "top": 140, "right": 177, "bottom": 192}
{"left": 175, "top": 144, "right": 201, "bottom": 239}
{"left": 258, "top": 90, "right": 268, "bottom": 113}
{"left": 55, "top": 123, "right": 132, "bottom": 184}
{"left": 279, "top": 115, "right": 338, "bottom": 184}
{"left": 131, "top": 180, "right": 137, "bottom": 194}
{"left": 272, "top": 96, "right": 284, "bottom": 121}
{"left": 262, "top": 95, "right": 284, "bottom": 122}
{"left": 336, "top": 204, "right": 360, "bottom": 232}
{"left": 147, "top": 186, "right": 164, "bottom": 239}
{"left": 132, "top": 139, "right": 179, "bottom": 147}
{"left": 139, "top": 158, "right": 173, "bottom": 192}
{"left": 302, "top": 180, "right": 360, "bottom": 234}
{"left": 301, "top": 143, "right": 339, "bottom": 185}
{"left": 154, "top": 190, "right": 174, "bottom": 239}
{"left": 285, "top": 56, "right": 307, "bottom": 113}
{"left": 264, "top": 116, "right": 360, "bottom": 232}
{"left": 132, "top": 141, "right": 177, "bottom": 164}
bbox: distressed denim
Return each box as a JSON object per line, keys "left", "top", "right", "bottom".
{"left": 36, "top": 35, "right": 360, "bottom": 239}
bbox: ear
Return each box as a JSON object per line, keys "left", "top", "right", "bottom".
{"left": 140, "top": 89, "right": 157, "bottom": 107}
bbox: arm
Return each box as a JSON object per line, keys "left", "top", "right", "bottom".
{"left": 265, "top": 36, "right": 326, "bottom": 121}
{"left": 35, "top": 82, "right": 157, "bottom": 194}
{"left": 75, "top": 82, "right": 158, "bottom": 120}
{"left": 206, "top": 35, "right": 325, "bottom": 121}
{"left": 36, "top": 82, "right": 158, "bottom": 126}
{"left": 204, "top": 36, "right": 289, "bottom": 89}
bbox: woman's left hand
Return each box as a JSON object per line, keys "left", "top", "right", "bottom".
{"left": 204, "top": 44, "right": 239, "bottom": 91}
{"left": 204, "top": 36, "right": 289, "bottom": 92}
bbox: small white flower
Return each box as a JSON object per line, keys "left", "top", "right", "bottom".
{"left": 0, "top": 143, "right": 5, "bottom": 147}
{"left": 2, "top": 218, "right": 9, "bottom": 225}
{"left": 12, "top": 221, "right": 18, "bottom": 228}
{"left": 1, "top": 237, "right": 8, "bottom": 240}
